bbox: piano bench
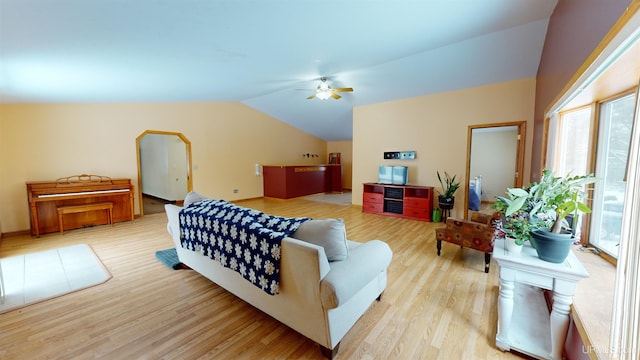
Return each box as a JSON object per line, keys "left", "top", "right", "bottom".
{"left": 57, "top": 202, "right": 114, "bottom": 235}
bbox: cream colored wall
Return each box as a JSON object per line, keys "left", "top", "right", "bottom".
{"left": 327, "top": 141, "right": 353, "bottom": 190}
{"left": 0, "top": 102, "right": 326, "bottom": 233}
{"left": 353, "top": 78, "right": 535, "bottom": 219}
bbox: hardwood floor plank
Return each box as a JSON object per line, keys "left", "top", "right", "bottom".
{"left": 0, "top": 197, "right": 523, "bottom": 359}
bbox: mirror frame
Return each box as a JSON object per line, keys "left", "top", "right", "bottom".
{"left": 464, "top": 121, "right": 526, "bottom": 220}
{"left": 136, "top": 130, "right": 193, "bottom": 216}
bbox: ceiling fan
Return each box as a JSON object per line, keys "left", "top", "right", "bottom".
{"left": 306, "top": 77, "right": 353, "bottom": 100}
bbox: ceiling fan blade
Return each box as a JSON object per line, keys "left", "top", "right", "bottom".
{"left": 331, "top": 93, "right": 342, "bottom": 99}
{"left": 307, "top": 93, "right": 316, "bottom": 99}
{"left": 333, "top": 87, "right": 353, "bottom": 92}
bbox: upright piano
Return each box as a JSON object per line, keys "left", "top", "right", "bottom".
{"left": 27, "top": 174, "right": 135, "bottom": 236}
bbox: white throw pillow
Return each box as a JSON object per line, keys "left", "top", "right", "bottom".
{"left": 184, "top": 191, "right": 209, "bottom": 207}
{"left": 293, "top": 218, "right": 349, "bottom": 261}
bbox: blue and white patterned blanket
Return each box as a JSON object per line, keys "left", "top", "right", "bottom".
{"left": 179, "top": 199, "right": 309, "bottom": 295}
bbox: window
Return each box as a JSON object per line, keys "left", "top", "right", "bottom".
{"left": 546, "top": 106, "right": 594, "bottom": 239}
{"left": 555, "top": 106, "right": 593, "bottom": 176}
{"left": 548, "top": 93, "right": 635, "bottom": 259}
{"left": 589, "top": 93, "right": 636, "bottom": 258}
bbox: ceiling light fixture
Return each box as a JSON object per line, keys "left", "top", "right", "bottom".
{"left": 306, "top": 77, "right": 353, "bottom": 100}
{"left": 316, "top": 78, "right": 332, "bottom": 100}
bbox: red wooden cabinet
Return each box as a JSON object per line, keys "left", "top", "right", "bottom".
{"left": 263, "top": 165, "right": 342, "bottom": 199}
{"left": 362, "top": 183, "right": 433, "bottom": 222}
{"left": 362, "top": 191, "right": 384, "bottom": 213}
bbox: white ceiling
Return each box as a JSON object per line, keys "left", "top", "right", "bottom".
{"left": 0, "top": 0, "right": 558, "bottom": 141}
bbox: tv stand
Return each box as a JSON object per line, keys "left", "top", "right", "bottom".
{"left": 362, "top": 183, "right": 434, "bottom": 221}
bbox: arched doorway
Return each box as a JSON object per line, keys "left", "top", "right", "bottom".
{"left": 136, "top": 130, "right": 193, "bottom": 216}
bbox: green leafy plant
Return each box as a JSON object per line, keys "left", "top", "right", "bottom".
{"left": 493, "top": 197, "right": 532, "bottom": 245}
{"left": 437, "top": 171, "right": 461, "bottom": 198}
{"left": 503, "top": 169, "right": 597, "bottom": 234}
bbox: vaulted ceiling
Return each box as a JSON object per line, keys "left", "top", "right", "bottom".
{"left": 0, "top": 0, "right": 559, "bottom": 141}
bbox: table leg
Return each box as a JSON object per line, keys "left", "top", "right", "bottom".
{"left": 496, "top": 273, "right": 515, "bottom": 351}
{"left": 58, "top": 211, "right": 65, "bottom": 235}
{"left": 32, "top": 205, "right": 40, "bottom": 237}
{"left": 550, "top": 292, "right": 573, "bottom": 360}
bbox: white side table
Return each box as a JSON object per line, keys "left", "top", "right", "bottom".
{"left": 493, "top": 239, "right": 589, "bottom": 360}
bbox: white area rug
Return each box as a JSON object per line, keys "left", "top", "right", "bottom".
{"left": 305, "top": 192, "right": 352, "bottom": 206}
{"left": 0, "top": 244, "right": 111, "bottom": 314}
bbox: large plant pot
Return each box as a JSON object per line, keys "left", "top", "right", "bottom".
{"left": 438, "top": 195, "right": 455, "bottom": 210}
{"left": 530, "top": 228, "right": 574, "bottom": 263}
{"left": 529, "top": 235, "right": 537, "bottom": 250}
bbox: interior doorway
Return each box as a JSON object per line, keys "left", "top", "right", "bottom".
{"left": 464, "top": 121, "right": 526, "bottom": 220}
{"left": 136, "top": 130, "right": 193, "bottom": 216}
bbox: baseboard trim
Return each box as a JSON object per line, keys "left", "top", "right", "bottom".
{"left": 1, "top": 229, "right": 31, "bottom": 238}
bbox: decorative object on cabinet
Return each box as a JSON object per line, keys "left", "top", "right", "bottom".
{"left": 26, "top": 175, "right": 135, "bottom": 237}
{"left": 434, "top": 212, "right": 499, "bottom": 273}
{"left": 328, "top": 152, "right": 341, "bottom": 164}
{"left": 498, "top": 169, "right": 597, "bottom": 263}
{"left": 362, "top": 183, "right": 433, "bottom": 222}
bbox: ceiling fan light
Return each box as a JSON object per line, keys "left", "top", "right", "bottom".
{"left": 315, "top": 78, "right": 332, "bottom": 100}
{"left": 317, "top": 91, "right": 332, "bottom": 100}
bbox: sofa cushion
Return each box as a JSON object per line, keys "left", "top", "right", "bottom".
{"left": 320, "top": 239, "right": 392, "bottom": 308}
{"left": 292, "top": 218, "right": 349, "bottom": 261}
{"left": 184, "top": 191, "right": 209, "bottom": 207}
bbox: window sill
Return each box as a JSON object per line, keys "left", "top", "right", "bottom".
{"left": 571, "top": 247, "right": 616, "bottom": 359}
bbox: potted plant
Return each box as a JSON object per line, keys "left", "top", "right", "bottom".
{"left": 437, "top": 171, "right": 461, "bottom": 210}
{"left": 503, "top": 169, "right": 597, "bottom": 263}
{"left": 493, "top": 196, "right": 533, "bottom": 254}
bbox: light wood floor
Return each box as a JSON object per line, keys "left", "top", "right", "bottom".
{"left": 0, "top": 198, "right": 524, "bottom": 360}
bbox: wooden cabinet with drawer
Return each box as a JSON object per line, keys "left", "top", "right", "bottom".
{"left": 362, "top": 183, "right": 433, "bottom": 222}
{"left": 362, "top": 190, "right": 384, "bottom": 213}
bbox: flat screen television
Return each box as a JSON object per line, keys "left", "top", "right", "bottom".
{"left": 378, "top": 165, "right": 408, "bottom": 185}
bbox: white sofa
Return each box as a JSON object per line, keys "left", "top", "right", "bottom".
{"left": 165, "top": 203, "right": 392, "bottom": 358}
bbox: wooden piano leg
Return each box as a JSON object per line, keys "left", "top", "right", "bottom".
{"left": 129, "top": 192, "right": 135, "bottom": 221}
{"left": 31, "top": 205, "right": 41, "bottom": 238}
{"left": 58, "top": 211, "right": 65, "bottom": 235}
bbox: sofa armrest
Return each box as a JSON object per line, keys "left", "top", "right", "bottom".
{"left": 165, "top": 204, "right": 183, "bottom": 249}
{"left": 320, "top": 240, "right": 392, "bottom": 309}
